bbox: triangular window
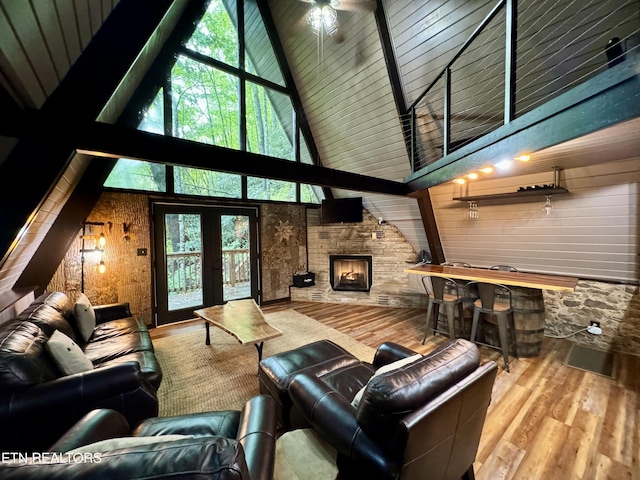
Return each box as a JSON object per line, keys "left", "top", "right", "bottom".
{"left": 105, "top": 0, "right": 321, "bottom": 204}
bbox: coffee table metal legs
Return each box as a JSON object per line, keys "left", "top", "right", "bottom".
{"left": 254, "top": 342, "right": 264, "bottom": 362}
{"left": 204, "top": 322, "right": 263, "bottom": 372}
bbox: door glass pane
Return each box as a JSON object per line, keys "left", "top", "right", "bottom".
{"left": 165, "top": 213, "right": 203, "bottom": 310}
{"left": 221, "top": 214, "right": 251, "bottom": 301}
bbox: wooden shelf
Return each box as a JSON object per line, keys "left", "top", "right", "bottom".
{"left": 453, "top": 187, "right": 569, "bottom": 202}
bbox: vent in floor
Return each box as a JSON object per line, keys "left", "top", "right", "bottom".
{"left": 378, "top": 295, "right": 390, "bottom": 306}
{"left": 564, "top": 344, "right": 616, "bottom": 378}
{"left": 311, "top": 292, "right": 324, "bottom": 301}
{"left": 318, "top": 231, "right": 330, "bottom": 239}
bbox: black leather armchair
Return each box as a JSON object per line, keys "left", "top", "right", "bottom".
{"left": 0, "top": 395, "right": 277, "bottom": 480}
{"left": 289, "top": 339, "right": 498, "bottom": 480}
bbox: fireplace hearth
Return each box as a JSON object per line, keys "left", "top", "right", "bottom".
{"left": 330, "top": 255, "right": 373, "bottom": 292}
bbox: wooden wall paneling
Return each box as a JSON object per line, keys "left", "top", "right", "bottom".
{"left": 88, "top": 0, "right": 105, "bottom": 35}
{"left": 74, "top": 0, "right": 93, "bottom": 48}
{"left": 31, "top": 1, "right": 72, "bottom": 81}
{"left": 0, "top": 4, "right": 46, "bottom": 107}
{"left": 2, "top": 2, "right": 60, "bottom": 96}
{"left": 429, "top": 159, "right": 638, "bottom": 281}
{"left": 55, "top": 0, "right": 83, "bottom": 64}
{"left": 515, "top": 0, "right": 639, "bottom": 115}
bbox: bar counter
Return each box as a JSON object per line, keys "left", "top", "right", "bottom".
{"left": 404, "top": 264, "right": 578, "bottom": 291}
{"left": 405, "top": 264, "right": 579, "bottom": 357}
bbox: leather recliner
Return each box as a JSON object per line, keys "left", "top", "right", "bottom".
{"left": 0, "top": 395, "right": 278, "bottom": 480}
{"left": 288, "top": 338, "right": 498, "bottom": 480}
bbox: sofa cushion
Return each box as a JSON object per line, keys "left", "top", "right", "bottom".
{"left": 40, "top": 291, "right": 74, "bottom": 319}
{"left": 83, "top": 332, "right": 154, "bottom": 361}
{"left": 73, "top": 293, "right": 96, "bottom": 342}
{"left": 92, "top": 317, "right": 148, "bottom": 339}
{"left": 46, "top": 330, "right": 94, "bottom": 375}
{"left": 93, "top": 350, "right": 163, "bottom": 390}
{"left": 0, "top": 321, "right": 60, "bottom": 391}
{"left": 17, "top": 303, "right": 77, "bottom": 341}
{"left": 355, "top": 338, "right": 480, "bottom": 441}
{"left": 351, "top": 354, "right": 422, "bottom": 408}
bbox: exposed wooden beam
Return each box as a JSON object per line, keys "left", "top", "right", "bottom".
{"left": 72, "top": 121, "right": 408, "bottom": 196}
{"left": 414, "top": 190, "right": 445, "bottom": 265}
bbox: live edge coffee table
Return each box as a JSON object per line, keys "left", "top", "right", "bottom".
{"left": 194, "top": 299, "right": 282, "bottom": 366}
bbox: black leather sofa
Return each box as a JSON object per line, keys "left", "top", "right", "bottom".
{"left": 0, "top": 395, "right": 277, "bottom": 480}
{"left": 0, "top": 291, "right": 162, "bottom": 451}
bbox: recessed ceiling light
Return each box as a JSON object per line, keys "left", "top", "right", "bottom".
{"left": 515, "top": 154, "right": 531, "bottom": 162}
{"left": 453, "top": 178, "right": 465, "bottom": 184}
{"left": 467, "top": 172, "right": 479, "bottom": 179}
{"left": 479, "top": 166, "right": 494, "bottom": 174}
{"left": 495, "top": 159, "right": 512, "bottom": 170}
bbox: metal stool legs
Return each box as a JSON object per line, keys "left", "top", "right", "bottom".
{"left": 423, "top": 297, "right": 465, "bottom": 344}
{"left": 470, "top": 309, "right": 518, "bottom": 372}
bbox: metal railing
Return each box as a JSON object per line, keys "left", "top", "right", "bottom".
{"left": 405, "top": 0, "right": 639, "bottom": 172}
{"left": 166, "top": 249, "right": 250, "bottom": 294}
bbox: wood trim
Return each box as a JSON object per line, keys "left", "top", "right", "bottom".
{"left": 414, "top": 190, "right": 445, "bottom": 264}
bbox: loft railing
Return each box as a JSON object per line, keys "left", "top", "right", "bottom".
{"left": 405, "top": 0, "right": 639, "bottom": 172}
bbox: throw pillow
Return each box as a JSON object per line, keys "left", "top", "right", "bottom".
{"left": 66, "top": 435, "right": 194, "bottom": 453}
{"left": 351, "top": 353, "right": 422, "bottom": 408}
{"left": 73, "top": 293, "right": 96, "bottom": 342}
{"left": 46, "top": 329, "right": 94, "bottom": 375}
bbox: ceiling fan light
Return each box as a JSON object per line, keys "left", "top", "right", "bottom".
{"left": 306, "top": 5, "right": 338, "bottom": 36}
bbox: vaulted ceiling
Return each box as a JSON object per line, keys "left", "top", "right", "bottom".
{"left": 0, "top": 0, "right": 638, "bottom": 295}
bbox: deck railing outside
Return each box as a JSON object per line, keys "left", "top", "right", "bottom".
{"left": 166, "top": 249, "right": 250, "bottom": 294}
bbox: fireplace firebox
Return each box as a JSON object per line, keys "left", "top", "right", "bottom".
{"left": 329, "top": 255, "right": 373, "bottom": 292}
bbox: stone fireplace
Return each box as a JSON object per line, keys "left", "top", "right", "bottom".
{"left": 329, "top": 255, "right": 373, "bottom": 292}
{"left": 289, "top": 209, "right": 428, "bottom": 308}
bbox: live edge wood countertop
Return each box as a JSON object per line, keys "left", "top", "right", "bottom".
{"left": 405, "top": 264, "right": 579, "bottom": 292}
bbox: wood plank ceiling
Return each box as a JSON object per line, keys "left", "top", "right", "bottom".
{"left": 0, "top": 0, "right": 638, "bottom": 291}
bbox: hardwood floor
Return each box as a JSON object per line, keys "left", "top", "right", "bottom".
{"left": 153, "top": 301, "right": 640, "bottom": 479}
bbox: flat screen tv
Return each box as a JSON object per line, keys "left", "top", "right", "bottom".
{"left": 320, "top": 197, "right": 363, "bottom": 224}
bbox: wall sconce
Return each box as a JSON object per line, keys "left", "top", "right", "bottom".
{"left": 80, "top": 220, "right": 108, "bottom": 293}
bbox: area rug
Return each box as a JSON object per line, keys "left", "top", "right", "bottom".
{"left": 274, "top": 428, "right": 338, "bottom": 480}
{"left": 564, "top": 343, "right": 616, "bottom": 379}
{"left": 154, "top": 309, "right": 376, "bottom": 416}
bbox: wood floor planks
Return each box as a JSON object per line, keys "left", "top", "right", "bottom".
{"left": 153, "top": 301, "right": 640, "bottom": 479}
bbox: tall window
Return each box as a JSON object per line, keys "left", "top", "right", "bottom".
{"left": 105, "top": 0, "right": 321, "bottom": 205}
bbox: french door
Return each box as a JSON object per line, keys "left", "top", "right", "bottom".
{"left": 152, "top": 203, "right": 259, "bottom": 326}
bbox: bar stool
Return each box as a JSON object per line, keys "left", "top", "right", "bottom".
{"left": 466, "top": 281, "right": 519, "bottom": 372}
{"left": 489, "top": 265, "right": 518, "bottom": 272}
{"left": 421, "top": 276, "right": 466, "bottom": 343}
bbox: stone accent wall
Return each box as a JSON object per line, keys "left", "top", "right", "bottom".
{"left": 544, "top": 281, "right": 640, "bottom": 355}
{"left": 290, "top": 209, "right": 427, "bottom": 308}
{"left": 260, "top": 204, "right": 308, "bottom": 302}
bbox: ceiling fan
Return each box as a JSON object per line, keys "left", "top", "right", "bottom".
{"left": 298, "top": 0, "right": 376, "bottom": 37}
